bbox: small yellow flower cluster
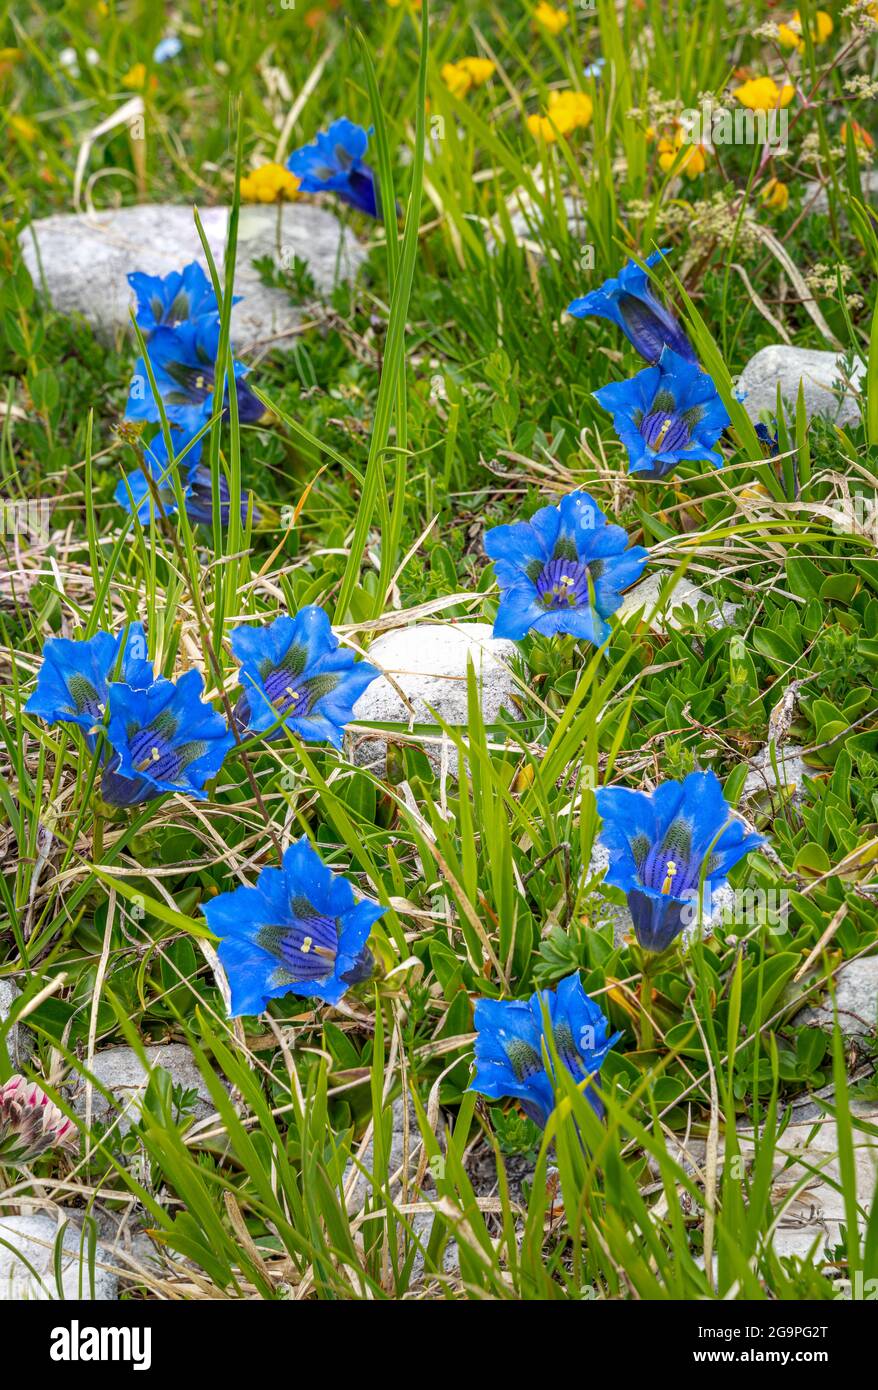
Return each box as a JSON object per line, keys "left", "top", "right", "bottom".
{"left": 733, "top": 77, "right": 795, "bottom": 111}
{"left": 760, "top": 177, "right": 789, "bottom": 212}
{"left": 239, "top": 163, "right": 301, "bottom": 204}
{"left": 441, "top": 57, "right": 496, "bottom": 98}
{"left": 656, "top": 128, "right": 708, "bottom": 179}
{"left": 122, "top": 63, "right": 157, "bottom": 91}
{"left": 527, "top": 89, "right": 593, "bottom": 142}
{"left": 534, "top": 2, "right": 569, "bottom": 36}
{"left": 777, "top": 8, "right": 833, "bottom": 49}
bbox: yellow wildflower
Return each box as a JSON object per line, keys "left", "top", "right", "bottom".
{"left": 657, "top": 129, "right": 707, "bottom": 179}
{"left": 534, "top": 3, "right": 569, "bottom": 37}
{"left": 122, "top": 63, "right": 157, "bottom": 91}
{"left": 527, "top": 88, "right": 593, "bottom": 141}
{"left": 841, "top": 120, "right": 874, "bottom": 151}
{"left": 442, "top": 57, "right": 495, "bottom": 97}
{"left": 9, "top": 114, "right": 37, "bottom": 142}
{"left": 458, "top": 57, "right": 495, "bottom": 86}
{"left": 239, "top": 163, "right": 301, "bottom": 204}
{"left": 777, "top": 9, "right": 833, "bottom": 50}
{"left": 733, "top": 77, "right": 795, "bottom": 111}
{"left": 760, "top": 177, "right": 789, "bottom": 212}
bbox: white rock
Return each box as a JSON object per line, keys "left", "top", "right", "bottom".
{"left": 616, "top": 570, "right": 735, "bottom": 632}
{"left": 804, "top": 169, "right": 878, "bottom": 218}
{"left": 349, "top": 622, "right": 523, "bottom": 775}
{"left": 735, "top": 345, "right": 865, "bottom": 429}
{"left": 18, "top": 202, "right": 366, "bottom": 354}
{"left": 739, "top": 1112, "right": 878, "bottom": 1262}
{"left": 0, "top": 1214, "right": 118, "bottom": 1300}
{"left": 793, "top": 957, "right": 878, "bottom": 1038}
{"left": 70, "top": 1043, "right": 216, "bottom": 1136}
{"left": 0, "top": 979, "right": 30, "bottom": 1068}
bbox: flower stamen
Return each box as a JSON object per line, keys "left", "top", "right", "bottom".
{"left": 660, "top": 860, "right": 677, "bottom": 895}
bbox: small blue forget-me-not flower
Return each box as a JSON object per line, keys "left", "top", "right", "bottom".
{"left": 595, "top": 769, "right": 763, "bottom": 953}
{"left": 202, "top": 837, "right": 387, "bottom": 1015}
{"left": 484, "top": 490, "right": 648, "bottom": 644}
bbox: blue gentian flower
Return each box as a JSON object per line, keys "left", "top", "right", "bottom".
{"left": 567, "top": 250, "right": 696, "bottom": 364}
{"left": 184, "top": 463, "right": 257, "bottom": 528}
{"left": 125, "top": 318, "right": 263, "bottom": 434}
{"left": 755, "top": 421, "right": 780, "bottom": 457}
{"left": 231, "top": 606, "right": 379, "bottom": 748}
{"left": 202, "top": 837, "right": 387, "bottom": 1015}
{"left": 100, "top": 669, "right": 234, "bottom": 806}
{"left": 287, "top": 118, "right": 379, "bottom": 219}
{"left": 116, "top": 433, "right": 256, "bottom": 529}
{"left": 593, "top": 348, "right": 730, "bottom": 479}
{"left": 128, "top": 262, "right": 228, "bottom": 334}
{"left": 115, "top": 430, "right": 192, "bottom": 523}
{"left": 594, "top": 770, "right": 764, "bottom": 953}
{"left": 25, "top": 624, "right": 153, "bottom": 743}
{"left": 484, "top": 490, "right": 649, "bottom": 643}
{"left": 468, "top": 974, "right": 621, "bottom": 1128}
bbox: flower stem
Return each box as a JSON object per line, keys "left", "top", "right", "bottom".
{"left": 639, "top": 957, "right": 655, "bottom": 1051}
{"left": 93, "top": 815, "right": 103, "bottom": 864}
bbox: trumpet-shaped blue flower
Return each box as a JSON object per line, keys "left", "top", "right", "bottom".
{"left": 484, "top": 490, "right": 648, "bottom": 643}
{"left": 231, "top": 606, "right": 378, "bottom": 748}
{"left": 567, "top": 250, "right": 696, "bottom": 364}
{"left": 100, "top": 669, "right": 234, "bottom": 806}
{"left": 127, "top": 262, "right": 228, "bottom": 334}
{"left": 25, "top": 624, "right": 153, "bottom": 742}
{"left": 287, "top": 118, "right": 379, "bottom": 219}
{"left": 593, "top": 348, "right": 730, "bottom": 479}
{"left": 595, "top": 770, "right": 763, "bottom": 953}
{"left": 468, "top": 974, "right": 621, "bottom": 1128}
{"left": 125, "top": 318, "right": 263, "bottom": 434}
{"left": 203, "top": 837, "right": 386, "bottom": 1015}
{"left": 116, "top": 432, "right": 256, "bottom": 529}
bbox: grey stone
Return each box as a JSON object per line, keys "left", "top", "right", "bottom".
{"left": 349, "top": 622, "right": 524, "bottom": 775}
{"left": 735, "top": 345, "right": 865, "bottom": 428}
{"left": 0, "top": 979, "right": 31, "bottom": 1068}
{"left": 739, "top": 1112, "right": 878, "bottom": 1262}
{"left": 18, "top": 202, "right": 366, "bottom": 354}
{"left": 0, "top": 1214, "right": 118, "bottom": 1300}
{"left": 71, "top": 1043, "right": 216, "bottom": 1136}
{"left": 742, "top": 743, "right": 818, "bottom": 807}
{"left": 616, "top": 570, "right": 735, "bottom": 633}
{"left": 793, "top": 956, "right": 878, "bottom": 1038}
{"left": 343, "top": 1096, "right": 423, "bottom": 1215}
{"left": 804, "top": 169, "right": 878, "bottom": 218}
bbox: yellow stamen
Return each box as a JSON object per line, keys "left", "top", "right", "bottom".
{"left": 653, "top": 418, "right": 673, "bottom": 449}
{"left": 301, "top": 935, "right": 313, "bottom": 954}
{"left": 135, "top": 746, "right": 162, "bottom": 773}
{"left": 660, "top": 860, "right": 677, "bottom": 895}
{"left": 313, "top": 944, "right": 336, "bottom": 960}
